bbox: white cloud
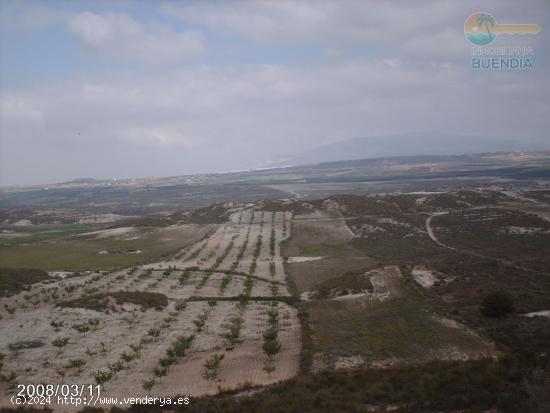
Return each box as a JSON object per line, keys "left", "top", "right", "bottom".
{"left": 0, "top": 96, "right": 44, "bottom": 143}
{"left": 163, "top": 1, "right": 461, "bottom": 46}
{"left": 402, "top": 27, "right": 469, "bottom": 60}
{"left": 68, "top": 12, "right": 205, "bottom": 63}
{"left": 0, "top": 96, "right": 43, "bottom": 124}
{"left": 164, "top": 0, "right": 548, "bottom": 62}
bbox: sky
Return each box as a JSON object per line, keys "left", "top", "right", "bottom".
{"left": 0, "top": 0, "right": 549, "bottom": 186}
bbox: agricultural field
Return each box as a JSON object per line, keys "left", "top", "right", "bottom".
{"left": 0, "top": 225, "right": 213, "bottom": 271}
{"left": 0, "top": 224, "right": 95, "bottom": 247}
{"left": 0, "top": 207, "right": 299, "bottom": 409}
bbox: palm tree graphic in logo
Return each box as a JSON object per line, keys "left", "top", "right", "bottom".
{"left": 465, "top": 12, "right": 496, "bottom": 45}
{"left": 476, "top": 13, "right": 496, "bottom": 42}
{"left": 464, "top": 12, "right": 541, "bottom": 46}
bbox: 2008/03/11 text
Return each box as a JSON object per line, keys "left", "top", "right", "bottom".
{"left": 12, "top": 384, "right": 190, "bottom": 407}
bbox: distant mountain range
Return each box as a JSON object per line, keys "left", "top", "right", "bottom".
{"left": 280, "top": 132, "right": 547, "bottom": 167}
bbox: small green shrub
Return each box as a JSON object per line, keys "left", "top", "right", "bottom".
{"left": 51, "top": 337, "right": 69, "bottom": 349}
{"left": 93, "top": 370, "right": 112, "bottom": 389}
{"left": 66, "top": 359, "right": 86, "bottom": 369}
{"left": 203, "top": 353, "right": 225, "bottom": 381}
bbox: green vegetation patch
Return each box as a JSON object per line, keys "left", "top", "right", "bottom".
{"left": 281, "top": 216, "right": 353, "bottom": 258}
{"left": 0, "top": 224, "right": 95, "bottom": 246}
{"left": 285, "top": 256, "right": 377, "bottom": 293}
{"left": 0, "top": 225, "right": 211, "bottom": 271}
{"left": 282, "top": 210, "right": 377, "bottom": 292}
{"left": 188, "top": 295, "right": 297, "bottom": 305}
{"left": 58, "top": 291, "right": 168, "bottom": 312}
{"left": 308, "top": 281, "right": 494, "bottom": 365}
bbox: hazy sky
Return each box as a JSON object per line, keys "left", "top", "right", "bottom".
{"left": 1, "top": 0, "right": 549, "bottom": 185}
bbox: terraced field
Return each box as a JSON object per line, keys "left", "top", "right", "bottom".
{"left": 0, "top": 208, "right": 298, "bottom": 408}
